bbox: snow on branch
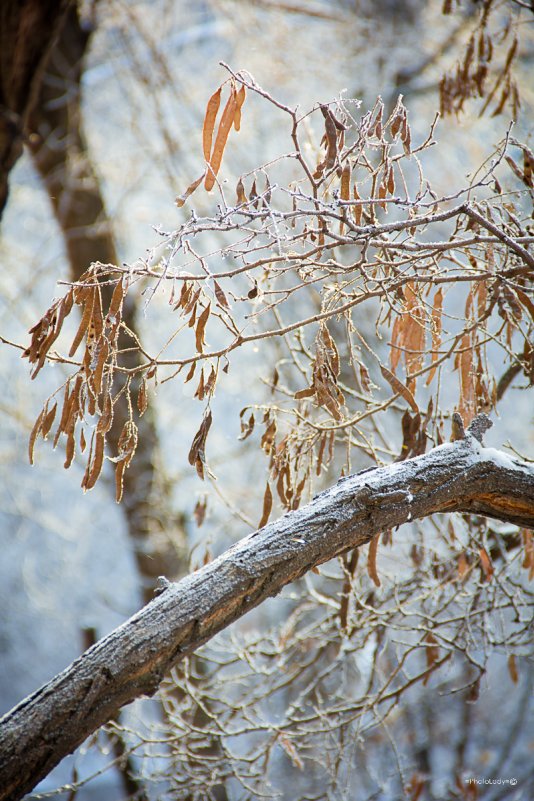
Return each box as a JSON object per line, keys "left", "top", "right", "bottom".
{"left": 1, "top": 419, "right": 533, "bottom": 801}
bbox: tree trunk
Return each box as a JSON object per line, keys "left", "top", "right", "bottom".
{"left": 26, "top": 9, "right": 226, "bottom": 798}
{"left": 27, "top": 2, "right": 187, "bottom": 597}
{"left": 1, "top": 429, "right": 532, "bottom": 801}
{"left": 0, "top": 0, "right": 70, "bottom": 216}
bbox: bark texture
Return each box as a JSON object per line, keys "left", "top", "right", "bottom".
{"left": 0, "top": 432, "right": 533, "bottom": 801}
{"left": 0, "top": 0, "right": 70, "bottom": 216}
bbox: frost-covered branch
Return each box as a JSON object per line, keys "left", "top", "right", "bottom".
{"left": 1, "top": 422, "right": 532, "bottom": 801}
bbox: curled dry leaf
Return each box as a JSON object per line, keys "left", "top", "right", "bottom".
{"left": 175, "top": 173, "right": 206, "bottom": 208}
{"left": 320, "top": 105, "right": 339, "bottom": 170}
{"left": 236, "top": 177, "right": 247, "bottom": 205}
{"left": 239, "top": 409, "right": 255, "bottom": 441}
{"left": 115, "top": 421, "right": 138, "bottom": 503}
{"left": 261, "top": 417, "right": 276, "bottom": 454}
{"left": 188, "top": 410, "right": 213, "bottom": 480}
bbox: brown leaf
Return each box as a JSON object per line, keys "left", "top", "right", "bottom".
{"left": 204, "top": 365, "right": 217, "bottom": 396}
{"left": 507, "top": 654, "right": 519, "bottom": 684}
{"left": 175, "top": 172, "right": 206, "bottom": 208}
{"left": 353, "top": 182, "right": 362, "bottom": 226}
{"left": 29, "top": 408, "right": 45, "bottom": 465}
{"left": 205, "top": 87, "right": 238, "bottom": 192}
{"left": 390, "top": 302, "right": 404, "bottom": 373}
{"left": 86, "top": 285, "right": 103, "bottom": 348}
{"left": 359, "top": 363, "right": 372, "bottom": 393}
{"left": 185, "top": 361, "right": 196, "bottom": 383}
{"left": 115, "top": 459, "right": 127, "bottom": 503}
{"left": 479, "top": 547, "right": 494, "bottom": 581}
{"left": 367, "top": 534, "right": 381, "bottom": 587}
{"left": 203, "top": 86, "right": 222, "bottom": 162}
{"left": 113, "top": 422, "right": 138, "bottom": 499}
{"left": 258, "top": 481, "right": 273, "bottom": 529}
{"left": 117, "top": 420, "right": 138, "bottom": 465}
{"left": 54, "top": 381, "right": 72, "bottom": 446}
{"left": 320, "top": 105, "right": 338, "bottom": 170}
{"left": 522, "top": 146, "right": 533, "bottom": 188}
{"left": 175, "top": 281, "right": 192, "bottom": 311}
{"left": 195, "top": 302, "right": 211, "bottom": 353}
{"left": 233, "top": 84, "right": 246, "bottom": 131}
{"left": 423, "top": 632, "right": 439, "bottom": 686}
{"left": 387, "top": 164, "right": 395, "bottom": 194}
{"left": 92, "top": 339, "right": 109, "bottom": 397}
{"left": 69, "top": 287, "right": 96, "bottom": 357}
{"left": 194, "top": 497, "right": 207, "bottom": 527}
{"left": 403, "top": 283, "right": 426, "bottom": 392}
{"left": 294, "top": 387, "right": 315, "bottom": 400}
{"left": 97, "top": 392, "right": 113, "bottom": 434}
{"left": 64, "top": 428, "right": 75, "bottom": 469}
{"left": 426, "top": 287, "right": 443, "bottom": 386}
{"left": 214, "top": 280, "right": 230, "bottom": 309}
{"left": 137, "top": 378, "right": 148, "bottom": 416}
{"left": 188, "top": 410, "right": 213, "bottom": 480}
{"left": 261, "top": 418, "right": 276, "bottom": 454}
{"left": 41, "top": 402, "right": 58, "bottom": 440}
{"left": 236, "top": 177, "right": 247, "bottom": 204}
{"left": 456, "top": 333, "right": 475, "bottom": 424}
{"left": 239, "top": 409, "right": 255, "bottom": 441}
{"left": 397, "top": 410, "right": 421, "bottom": 461}
{"left": 194, "top": 368, "right": 205, "bottom": 400}
{"left": 381, "top": 364, "right": 419, "bottom": 413}
{"left": 83, "top": 432, "right": 105, "bottom": 491}
{"left": 107, "top": 277, "right": 125, "bottom": 322}
{"left": 514, "top": 286, "right": 534, "bottom": 322}
{"left": 458, "top": 552, "right": 469, "bottom": 580}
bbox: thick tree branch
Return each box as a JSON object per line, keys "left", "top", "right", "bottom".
{"left": 0, "top": 433, "right": 533, "bottom": 801}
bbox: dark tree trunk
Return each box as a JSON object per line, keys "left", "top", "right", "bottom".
{"left": 0, "top": 0, "right": 70, "bottom": 216}
{"left": 27, "top": 2, "right": 187, "bottom": 597}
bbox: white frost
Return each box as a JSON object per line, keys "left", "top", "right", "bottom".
{"left": 480, "top": 446, "right": 533, "bottom": 474}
